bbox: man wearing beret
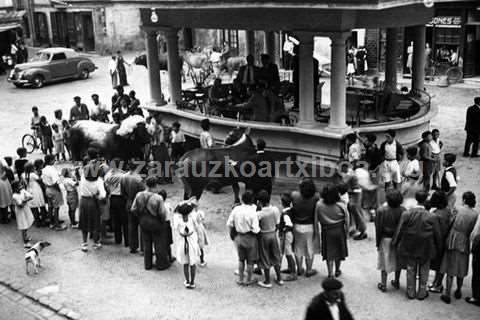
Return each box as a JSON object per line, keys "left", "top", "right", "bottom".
{"left": 305, "top": 278, "right": 354, "bottom": 320}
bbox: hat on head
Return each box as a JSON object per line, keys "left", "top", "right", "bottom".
{"left": 73, "top": 96, "right": 81, "bottom": 100}
{"left": 322, "top": 278, "right": 343, "bottom": 291}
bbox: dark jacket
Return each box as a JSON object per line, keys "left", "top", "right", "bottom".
{"left": 69, "top": 104, "right": 90, "bottom": 122}
{"left": 375, "top": 205, "right": 404, "bottom": 248}
{"left": 236, "top": 65, "right": 260, "bottom": 85}
{"left": 305, "top": 293, "right": 354, "bottom": 320}
{"left": 393, "top": 206, "right": 441, "bottom": 263}
{"left": 242, "top": 151, "right": 274, "bottom": 196}
{"left": 364, "top": 144, "right": 382, "bottom": 171}
{"left": 379, "top": 140, "right": 404, "bottom": 161}
{"left": 259, "top": 63, "right": 280, "bottom": 90}
{"left": 465, "top": 104, "right": 480, "bottom": 134}
{"left": 430, "top": 207, "right": 454, "bottom": 271}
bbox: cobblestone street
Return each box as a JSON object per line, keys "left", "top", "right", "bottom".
{"left": 0, "top": 283, "right": 70, "bottom": 320}
{"left": 0, "top": 53, "right": 480, "bottom": 320}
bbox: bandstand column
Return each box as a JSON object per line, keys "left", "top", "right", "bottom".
{"left": 264, "top": 31, "right": 275, "bottom": 58}
{"left": 165, "top": 28, "right": 182, "bottom": 105}
{"left": 274, "top": 32, "right": 281, "bottom": 66}
{"left": 385, "top": 28, "right": 398, "bottom": 89}
{"left": 411, "top": 25, "right": 426, "bottom": 92}
{"left": 144, "top": 29, "right": 165, "bottom": 106}
{"left": 245, "top": 30, "right": 255, "bottom": 56}
{"left": 296, "top": 32, "right": 315, "bottom": 128}
{"left": 327, "top": 32, "right": 349, "bottom": 131}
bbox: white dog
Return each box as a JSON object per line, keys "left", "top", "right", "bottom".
{"left": 25, "top": 241, "right": 50, "bottom": 275}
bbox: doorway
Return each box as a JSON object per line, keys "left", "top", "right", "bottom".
{"left": 464, "top": 25, "right": 480, "bottom": 77}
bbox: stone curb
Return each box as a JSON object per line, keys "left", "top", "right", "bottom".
{"left": 0, "top": 279, "right": 83, "bottom": 320}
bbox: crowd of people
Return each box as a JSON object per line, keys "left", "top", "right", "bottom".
{"left": 27, "top": 84, "right": 180, "bottom": 164}
{"left": 1, "top": 85, "right": 480, "bottom": 319}
{"left": 206, "top": 53, "right": 290, "bottom": 123}
{"left": 0, "top": 147, "right": 210, "bottom": 288}
{"left": 0, "top": 39, "right": 28, "bottom": 75}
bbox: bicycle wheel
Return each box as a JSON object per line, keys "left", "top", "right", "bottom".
{"left": 22, "top": 134, "right": 37, "bottom": 154}
{"left": 446, "top": 66, "right": 463, "bottom": 84}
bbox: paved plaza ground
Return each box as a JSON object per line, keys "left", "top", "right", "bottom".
{"left": 0, "top": 53, "right": 480, "bottom": 320}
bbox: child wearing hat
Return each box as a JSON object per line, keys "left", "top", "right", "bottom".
{"left": 305, "top": 278, "right": 354, "bottom": 320}
{"left": 173, "top": 200, "right": 201, "bottom": 289}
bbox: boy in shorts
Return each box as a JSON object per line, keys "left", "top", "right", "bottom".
{"left": 380, "top": 129, "right": 404, "bottom": 191}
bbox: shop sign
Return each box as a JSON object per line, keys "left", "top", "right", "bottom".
{"left": 429, "top": 16, "right": 462, "bottom": 26}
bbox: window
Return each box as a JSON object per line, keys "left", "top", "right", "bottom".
{"left": 34, "top": 12, "right": 49, "bottom": 45}
{"left": 51, "top": 53, "right": 67, "bottom": 61}
{"left": 32, "top": 52, "right": 50, "bottom": 62}
{"left": 220, "top": 29, "right": 239, "bottom": 55}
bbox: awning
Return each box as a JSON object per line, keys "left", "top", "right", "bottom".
{"left": 0, "top": 22, "right": 21, "bottom": 33}
{"left": 0, "top": 10, "right": 25, "bottom": 33}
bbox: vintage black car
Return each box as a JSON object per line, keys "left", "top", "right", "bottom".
{"left": 7, "top": 47, "right": 97, "bottom": 88}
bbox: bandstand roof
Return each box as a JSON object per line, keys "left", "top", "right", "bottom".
{"left": 139, "top": 0, "right": 434, "bottom": 31}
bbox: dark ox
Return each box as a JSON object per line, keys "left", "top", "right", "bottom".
{"left": 69, "top": 116, "right": 150, "bottom": 161}
{"left": 179, "top": 128, "right": 274, "bottom": 204}
{"left": 133, "top": 53, "right": 172, "bottom": 71}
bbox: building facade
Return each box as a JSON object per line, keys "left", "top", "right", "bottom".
{"left": 23, "top": 1, "right": 240, "bottom": 55}
{"left": 366, "top": 0, "right": 480, "bottom": 78}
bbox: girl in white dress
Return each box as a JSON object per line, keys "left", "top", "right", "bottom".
{"left": 22, "top": 162, "right": 47, "bottom": 227}
{"left": 12, "top": 181, "right": 34, "bottom": 247}
{"left": 174, "top": 201, "right": 201, "bottom": 289}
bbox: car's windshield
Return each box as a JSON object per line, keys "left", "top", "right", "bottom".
{"left": 31, "top": 52, "right": 51, "bottom": 62}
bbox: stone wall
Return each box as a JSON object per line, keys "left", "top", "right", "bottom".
{"left": 97, "top": 4, "right": 145, "bottom": 55}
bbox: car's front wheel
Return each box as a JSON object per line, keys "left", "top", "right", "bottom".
{"left": 31, "top": 75, "right": 44, "bottom": 88}
{"left": 80, "top": 69, "right": 90, "bottom": 80}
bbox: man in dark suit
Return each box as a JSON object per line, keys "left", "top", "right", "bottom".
{"left": 464, "top": 97, "right": 480, "bottom": 157}
{"left": 236, "top": 54, "right": 259, "bottom": 87}
{"left": 259, "top": 54, "right": 280, "bottom": 93}
{"left": 305, "top": 278, "right": 354, "bottom": 320}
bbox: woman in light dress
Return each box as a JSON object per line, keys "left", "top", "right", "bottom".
{"left": 12, "top": 181, "right": 35, "bottom": 247}
{"left": 22, "top": 162, "right": 47, "bottom": 227}
{"left": 406, "top": 42, "right": 414, "bottom": 74}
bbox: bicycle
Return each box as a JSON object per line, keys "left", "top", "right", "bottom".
{"left": 22, "top": 127, "right": 43, "bottom": 154}
{"left": 425, "top": 60, "right": 450, "bottom": 82}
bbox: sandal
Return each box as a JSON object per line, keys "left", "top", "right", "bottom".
{"left": 335, "top": 270, "right": 342, "bottom": 278}
{"left": 465, "top": 297, "right": 480, "bottom": 306}
{"left": 428, "top": 286, "right": 443, "bottom": 293}
{"left": 377, "top": 283, "right": 387, "bottom": 292}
